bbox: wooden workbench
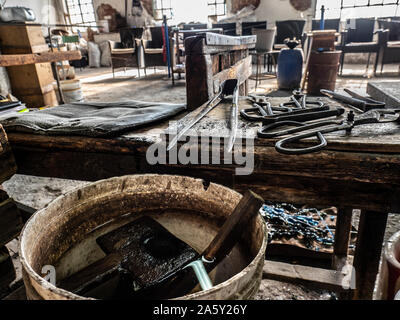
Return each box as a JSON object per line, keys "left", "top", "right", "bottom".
{"left": 4, "top": 96, "right": 400, "bottom": 300}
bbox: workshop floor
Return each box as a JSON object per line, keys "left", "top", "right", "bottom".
{"left": 3, "top": 63, "right": 400, "bottom": 300}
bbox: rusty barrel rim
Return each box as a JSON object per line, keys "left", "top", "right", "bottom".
{"left": 20, "top": 174, "right": 267, "bottom": 300}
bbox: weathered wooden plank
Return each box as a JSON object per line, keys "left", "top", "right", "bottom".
{"left": 332, "top": 208, "right": 353, "bottom": 270}
{"left": 185, "top": 36, "right": 255, "bottom": 56}
{"left": 3, "top": 283, "right": 26, "bottom": 300}
{"left": 14, "top": 201, "right": 36, "bottom": 223}
{"left": 10, "top": 142, "right": 400, "bottom": 212}
{"left": 185, "top": 53, "right": 214, "bottom": 111}
{"left": 263, "top": 260, "right": 350, "bottom": 292}
{"left": 0, "top": 246, "right": 16, "bottom": 291}
{"left": 352, "top": 210, "right": 388, "bottom": 300}
{"left": 0, "top": 50, "right": 82, "bottom": 67}
{"left": 212, "top": 55, "right": 252, "bottom": 94}
{"left": 0, "top": 190, "right": 23, "bottom": 247}
{"left": 234, "top": 173, "right": 400, "bottom": 212}
{"left": 204, "top": 33, "right": 256, "bottom": 46}
{"left": 0, "top": 125, "right": 17, "bottom": 184}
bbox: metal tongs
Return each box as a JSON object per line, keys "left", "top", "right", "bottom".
{"left": 258, "top": 109, "right": 400, "bottom": 155}
{"left": 167, "top": 79, "right": 239, "bottom": 152}
{"left": 320, "top": 89, "right": 386, "bottom": 113}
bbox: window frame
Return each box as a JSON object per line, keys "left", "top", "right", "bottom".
{"left": 153, "top": 0, "right": 173, "bottom": 21}
{"left": 208, "top": 0, "right": 226, "bottom": 18}
{"left": 65, "top": 0, "right": 97, "bottom": 29}
{"left": 316, "top": 0, "right": 400, "bottom": 19}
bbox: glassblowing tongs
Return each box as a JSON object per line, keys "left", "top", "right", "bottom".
{"left": 258, "top": 109, "right": 400, "bottom": 155}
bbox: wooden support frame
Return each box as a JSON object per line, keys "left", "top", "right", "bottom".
{"left": 185, "top": 33, "right": 256, "bottom": 110}
{"left": 352, "top": 210, "right": 389, "bottom": 300}
{"left": 0, "top": 51, "right": 82, "bottom": 67}
{"left": 263, "top": 260, "right": 350, "bottom": 292}
{"left": 0, "top": 125, "right": 17, "bottom": 184}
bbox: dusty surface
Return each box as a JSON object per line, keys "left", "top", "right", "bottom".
{"left": 3, "top": 64, "right": 400, "bottom": 300}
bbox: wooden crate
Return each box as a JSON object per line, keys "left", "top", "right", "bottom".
{"left": 0, "top": 24, "right": 58, "bottom": 108}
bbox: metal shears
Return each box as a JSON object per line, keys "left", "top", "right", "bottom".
{"left": 258, "top": 109, "right": 400, "bottom": 155}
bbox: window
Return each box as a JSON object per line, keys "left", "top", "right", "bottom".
{"left": 208, "top": 0, "right": 226, "bottom": 19}
{"left": 65, "top": 0, "right": 96, "bottom": 30}
{"left": 154, "top": 0, "right": 173, "bottom": 21}
{"left": 316, "top": 0, "right": 400, "bottom": 19}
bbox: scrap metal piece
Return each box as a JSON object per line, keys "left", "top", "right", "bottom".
{"left": 167, "top": 79, "right": 239, "bottom": 152}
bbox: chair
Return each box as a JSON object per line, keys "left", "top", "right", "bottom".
{"left": 242, "top": 21, "right": 267, "bottom": 36}
{"left": 108, "top": 40, "right": 142, "bottom": 77}
{"left": 374, "top": 25, "right": 400, "bottom": 74}
{"left": 337, "top": 18, "right": 383, "bottom": 75}
{"left": 312, "top": 19, "right": 340, "bottom": 32}
{"left": 212, "top": 22, "right": 237, "bottom": 36}
{"left": 251, "top": 28, "right": 277, "bottom": 88}
{"left": 119, "top": 27, "right": 144, "bottom": 48}
{"left": 378, "top": 18, "right": 400, "bottom": 41}
{"left": 274, "top": 20, "right": 306, "bottom": 49}
{"left": 141, "top": 26, "right": 176, "bottom": 74}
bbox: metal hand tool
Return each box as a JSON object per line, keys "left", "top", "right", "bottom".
{"left": 240, "top": 102, "right": 293, "bottom": 121}
{"left": 261, "top": 106, "right": 345, "bottom": 124}
{"left": 280, "top": 90, "right": 324, "bottom": 110}
{"left": 258, "top": 109, "right": 400, "bottom": 155}
{"left": 321, "top": 89, "right": 385, "bottom": 112}
{"left": 247, "top": 94, "right": 270, "bottom": 106}
{"left": 133, "top": 190, "right": 264, "bottom": 300}
{"left": 167, "top": 79, "right": 239, "bottom": 152}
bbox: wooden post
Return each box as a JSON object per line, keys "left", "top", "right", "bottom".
{"left": 185, "top": 34, "right": 255, "bottom": 111}
{"left": 352, "top": 210, "right": 388, "bottom": 300}
{"left": 0, "top": 125, "right": 17, "bottom": 184}
{"left": 0, "top": 246, "right": 16, "bottom": 294}
{"left": 332, "top": 207, "right": 353, "bottom": 270}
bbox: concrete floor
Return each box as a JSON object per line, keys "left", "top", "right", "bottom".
{"left": 3, "top": 62, "right": 400, "bottom": 300}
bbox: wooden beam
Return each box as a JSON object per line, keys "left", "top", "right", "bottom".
{"left": 352, "top": 210, "right": 388, "bottom": 300}
{"left": 212, "top": 55, "right": 252, "bottom": 92}
{"left": 0, "top": 191, "right": 23, "bottom": 247}
{"left": 332, "top": 207, "right": 353, "bottom": 270}
{"left": 0, "top": 246, "right": 16, "bottom": 292}
{"left": 0, "top": 50, "right": 82, "bottom": 67}
{"left": 0, "top": 125, "right": 17, "bottom": 184}
{"left": 263, "top": 260, "right": 350, "bottom": 292}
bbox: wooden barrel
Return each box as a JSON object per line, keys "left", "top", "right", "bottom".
{"left": 307, "top": 51, "right": 341, "bottom": 95}
{"left": 20, "top": 175, "right": 267, "bottom": 300}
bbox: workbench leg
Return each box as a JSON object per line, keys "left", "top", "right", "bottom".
{"left": 352, "top": 210, "right": 388, "bottom": 300}
{"left": 333, "top": 207, "right": 354, "bottom": 300}
{"left": 332, "top": 207, "right": 353, "bottom": 270}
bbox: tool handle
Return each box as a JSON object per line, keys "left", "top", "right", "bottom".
{"left": 153, "top": 190, "right": 264, "bottom": 299}
{"left": 201, "top": 190, "right": 264, "bottom": 265}
{"left": 321, "top": 89, "right": 367, "bottom": 109}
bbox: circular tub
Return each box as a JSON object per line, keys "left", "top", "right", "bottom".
{"left": 20, "top": 175, "right": 267, "bottom": 300}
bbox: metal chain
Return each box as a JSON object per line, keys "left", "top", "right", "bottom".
{"left": 260, "top": 203, "right": 335, "bottom": 249}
